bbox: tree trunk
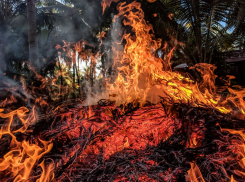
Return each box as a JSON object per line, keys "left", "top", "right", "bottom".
{"left": 58, "top": 57, "right": 63, "bottom": 102}
{"left": 0, "top": 27, "right": 6, "bottom": 73}
{"left": 72, "top": 52, "right": 76, "bottom": 99}
{"left": 75, "top": 58, "right": 81, "bottom": 97}
{"left": 101, "top": 44, "right": 106, "bottom": 79}
{"left": 73, "top": 64, "right": 76, "bottom": 99}
{"left": 204, "top": 5, "right": 215, "bottom": 63}
{"left": 191, "top": 0, "right": 202, "bottom": 63}
{"left": 27, "top": 0, "right": 39, "bottom": 70}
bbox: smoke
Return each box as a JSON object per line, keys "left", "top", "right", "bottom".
{"left": 83, "top": 12, "right": 124, "bottom": 106}
{"left": 0, "top": 70, "right": 33, "bottom": 103}
{"left": 1, "top": 0, "right": 108, "bottom": 73}
{"left": 110, "top": 13, "right": 124, "bottom": 68}
{"left": 0, "top": 0, "right": 166, "bottom": 106}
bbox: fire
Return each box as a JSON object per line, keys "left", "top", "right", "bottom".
{"left": 80, "top": 104, "right": 179, "bottom": 158}
{"left": 0, "top": 139, "right": 53, "bottom": 182}
{"left": 231, "top": 175, "right": 237, "bottom": 182}
{"left": 105, "top": 1, "right": 245, "bottom": 118}
{"left": 221, "top": 128, "right": 245, "bottom": 175}
{"left": 36, "top": 160, "right": 55, "bottom": 182}
{"left": 99, "top": 2, "right": 245, "bottom": 180}
{"left": 49, "top": 101, "right": 182, "bottom": 181}
{"left": 53, "top": 103, "right": 178, "bottom": 160}
{"left": 186, "top": 162, "right": 205, "bottom": 182}
{"left": 101, "top": 0, "right": 120, "bottom": 13}
{"left": 0, "top": 0, "right": 245, "bottom": 181}
{"left": 0, "top": 106, "right": 53, "bottom": 181}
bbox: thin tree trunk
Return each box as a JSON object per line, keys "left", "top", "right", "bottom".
{"left": 186, "top": 1, "right": 200, "bottom": 63}
{"left": 208, "top": 49, "right": 214, "bottom": 64}
{"left": 101, "top": 44, "right": 106, "bottom": 79}
{"left": 73, "top": 64, "right": 76, "bottom": 99}
{"left": 89, "top": 51, "right": 94, "bottom": 88}
{"left": 27, "top": 0, "right": 39, "bottom": 70}
{"left": 90, "top": 66, "right": 94, "bottom": 87}
{"left": 58, "top": 57, "right": 63, "bottom": 102}
{"left": 0, "top": 3, "right": 7, "bottom": 73}
{"left": 191, "top": 0, "right": 202, "bottom": 63}
{"left": 0, "top": 27, "right": 6, "bottom": 73}
{"left": 100, "top": 29, "right": 106, "bottom": 79}
{"left": 72, "top": 52, "right": 76, "bottom": 99}
{"left": 75, "top": 53, "right": 81, "bottom": 97}
{"left": 204, "top": 6, "right": 215, "bottom": 63}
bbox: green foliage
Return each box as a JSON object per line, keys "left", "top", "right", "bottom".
{"left": 160, "top": 0, "right": 245, "bottom": 64}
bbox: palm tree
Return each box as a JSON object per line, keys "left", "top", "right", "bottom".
{"left": 160, "top": 0, "right": 245, "bottom": 64}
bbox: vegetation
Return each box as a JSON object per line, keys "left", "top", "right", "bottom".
{"left": 161, "top": 0, "right": 245, "bottom": 64}
{"left": 1, "top": 0, "right": 245, "bottom": 100}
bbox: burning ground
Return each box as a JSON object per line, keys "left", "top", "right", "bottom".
{"left": 2, "top": 92, "right": 245, "bottom": 181}
{"left": 1, "top": 0, "right": 245, "bottom": 182}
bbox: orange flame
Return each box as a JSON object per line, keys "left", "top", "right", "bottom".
{"left": 0, "top": 106, "right": 53, "bottom": 181}
{"left": 36, "top": 161, "right": 55, "bottom": 182}
{"left": 101, "top": 0, "right": 120, "bottom": 14}
{"left": 221, "top": 128, "right": 245, "bottom": 180}
{"left": 186, "top": 162, "right": 205, "bottom": 182}
{"left": 147, "top": 0, "right": 157, "bottom": 3}
{"left": 231, "top": 175, "right": 237, "bottom": 182}
{"left": 105, "top": 1, "right": 245, "bottom": 117}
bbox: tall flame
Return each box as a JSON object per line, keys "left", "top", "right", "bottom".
{"left": 106, "top": 1, "right": 245, "bottom": 117}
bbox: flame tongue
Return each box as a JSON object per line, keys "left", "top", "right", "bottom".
{"left": 186, "top": 162, "right": 205, "bottom": 182}
{"left": 101, "top": 0, "right": 120, "bottom": 14}
{"left": 0, "top": 106, "right": 53, "bottom": 182}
